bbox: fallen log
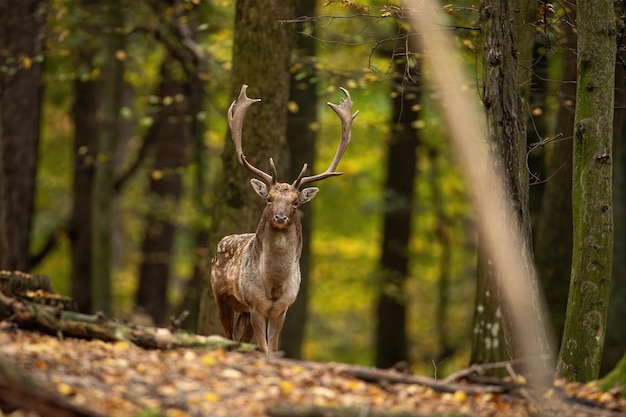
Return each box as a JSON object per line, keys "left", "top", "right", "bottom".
{"left": 0, "top": 290, "right": 255, "bottom": 351}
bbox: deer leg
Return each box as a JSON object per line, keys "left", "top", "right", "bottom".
{"left": 234, "top": 312, "right": 254, "bottom": 342}
{"left": 250, "top": 310, "right": 269, "bottom": 353}
{"left": 215, "top": 296, "right": 236, "bottom": 339}
{"left": 267, "top": 310, "right": 287, "bottom": 353}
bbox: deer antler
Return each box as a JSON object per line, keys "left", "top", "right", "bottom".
{"left": 228, "top": 85, "right": 277, "bottom": 184}
{"left": 293, "top": 87, "right": 359, "bottom": 188}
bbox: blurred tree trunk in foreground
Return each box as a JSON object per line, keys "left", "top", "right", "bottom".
{"left": 197, "top": 0, "right": 297, "bottom": 336}
{"left": 602, "top": 62, "right": 626, "bottom": 375}
{"left": 135, "top": 58, "right": 191, "bottom": 325}
{"left": 91, "top": 0, "right": 126, "bottom": 316}
{"left": 281, "top": 0, "right": 317, "bottom": 359}
{"left": 556, "top": 0, "right": 616, "bottom": 382}
{"left": 0, "top": 0, "right": 44, "bottom": 271}
{"left": 472, "top": 0, "right": 552, "bottom": 372}
{"left": 375, "top": 45, "right": 420, "bottom": 369}
{"left": 534, "top": 8, "right": 576, "bottom": 349}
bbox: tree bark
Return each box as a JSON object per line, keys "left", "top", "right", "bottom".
{"left": 375, "top": 48, "right": 420, "bottom": 369}
{"left": 281, "top": 0, "right": 318, "bottom": 359}
{"left": 0, "top": 0, "right": 44, "bottom": 271}
{"left": 197, "top": 0, "right": 297, "bottom": 335}
{"left": 556, "top": 0, "right": 616, "bottom": 382}
{"left": 135, "top": 59, "right": 191, "bottom": 325}
{"left": 71, "top": 75, "right": 98, "bottom": 314}
{"left": 474, "top": 0, "right": 552, "bottom": 373}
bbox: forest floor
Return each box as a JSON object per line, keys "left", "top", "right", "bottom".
{"left": 1, "top": 325, "right": 626, "bottom": 417}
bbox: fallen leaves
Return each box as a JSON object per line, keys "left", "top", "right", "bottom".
{"left": 0, "top": 326, "right": 625, "bottom": 417}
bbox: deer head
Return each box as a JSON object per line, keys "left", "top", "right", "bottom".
{"left": 227, "top": 84, "right": 359, "bottom": 221}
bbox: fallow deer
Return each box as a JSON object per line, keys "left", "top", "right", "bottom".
{"left": 210, "top": 84, "right": 358, "bottom": 353}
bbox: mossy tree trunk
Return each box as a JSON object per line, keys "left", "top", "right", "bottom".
{"left": 197, "top": 0, "right": 297, "bottom": 335}
{"left": 556, "top": 0, "right": 616, "bottom": 382}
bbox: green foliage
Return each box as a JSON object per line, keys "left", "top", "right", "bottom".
{"left": 33, "top": 0, "right": 479, "bottom": 374}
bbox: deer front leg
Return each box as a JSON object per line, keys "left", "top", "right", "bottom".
{"left": 267, "top": 310, "right": 287, "bottom": 353}
{"left": 250, "top": 310, "right": 269, "bottom": 353}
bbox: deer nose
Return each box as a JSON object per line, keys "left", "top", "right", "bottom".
{"left": 274, "top": 212, "right": 288, "bottom": 224}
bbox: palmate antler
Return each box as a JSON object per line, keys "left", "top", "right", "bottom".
{"left": 227, "top": 84, "right": 359, "bottom": 187}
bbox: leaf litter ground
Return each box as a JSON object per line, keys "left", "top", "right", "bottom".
{"left": 1, "top": 325, "right": 625, "bottom": 417}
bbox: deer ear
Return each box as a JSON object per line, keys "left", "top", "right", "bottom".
{"left": 250, "top": 178, "right": 268, "bottom": 198}
{"left": 299, "top": 187, "right": 319, "bottom": 204}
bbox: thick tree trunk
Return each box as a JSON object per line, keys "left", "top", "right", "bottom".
{"left": 91, "top": 0, "right": 125, "bottom": 315}
{"left": 473, "top": 0, "right": 552, "bottom": 373}
{"left": 136, "top": 61, "right": 190, "bottom": 325}
{"left": 281, "top": 0, "right": 317, "bottom": 359}
{"left": 556, "top": 0, "right": 616, "bottom": 382}
{"left": 533, "top": 9, "right": 576, "bottom": 347}
{"left": 197, "top": 0, "right": 297, "bottom": 335}
{"left": 0, "top": 0, "right": 44, "bottom": 271}
{"left": 375, "top": 54, "right": 420, "bottom": 369}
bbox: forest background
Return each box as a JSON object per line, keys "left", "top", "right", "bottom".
{"left": 2, "top": 0, "right": 625, "bottom": 381}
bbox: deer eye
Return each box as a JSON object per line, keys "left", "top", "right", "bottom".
{"left": 267, "top": 196, "right": 273, "bottom": 203}
{"left": 292, "top": 200, "right": 299, "bottom": 208}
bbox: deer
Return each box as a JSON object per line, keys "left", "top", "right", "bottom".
{"left": 210, "top": 84, "right": 358, "bottom": 354}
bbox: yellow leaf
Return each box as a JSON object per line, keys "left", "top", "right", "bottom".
{"left": 113, "top": 341, "right": 130, "bottom": 349}
{"left": 115, "top": 49, "right": 127, "bottom": 61}
{"left": 453, "top": 390, "right": 467, "bottom": 402}
{"left": 201, "top": 353, "right": 217, "bottom": 366}
{"left": 287, "top": 101, "right": 299, "bottom": 114}
{"left": 151, "top": 170, "right": 163, "bottom": 180}
{"left": 279, "top": 380, "right": 293, "bottom": 395}
{"left": 57, "top": 383, "right": 74, "bottom": 396}
{"left": 21, "top": 56, "right": 32, "bottom": 69}
{"left": 205, "top": 392, "right": 219, "bottom": 402}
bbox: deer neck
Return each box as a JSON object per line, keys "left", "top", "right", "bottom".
{"left": 253, "top": 212, "right": 303, "bottom": 279}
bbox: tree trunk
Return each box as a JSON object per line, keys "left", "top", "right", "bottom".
{"left": 197, "top": 0, "right": 297, "bottom": 335}
{"left": 375, "top": 52, "right": 420, "bottom": 369}
{"left": 91, "top": 0, "right": 125, "bottom": 316}
{"left": 0, "top": 0, "right": 44, "bottom": 271}
{"left": 470, "top": 249, "right": 508, "bottom": 370}
{"left": 71, "top": 76, "right": 98, "bottom": 313}
{"left": 473, "top": 0, "right": 552, "bottom": 373}
{"left": 135, "top": 60, "right": 191, "bottom": 325}
{"left": 280, "top": 0, "right": 317, "bottom": 359}
{"left": 515, "top": 0, "right": 548, "bottom": 225}
{"left": 556, "top": 0, "right": 616, "bottom": 382}
{"left": 533, "top": 7, "right": 576, "bottom": 347}
{"left": 602, "top": 61, "right": 626, "bottom": 375}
